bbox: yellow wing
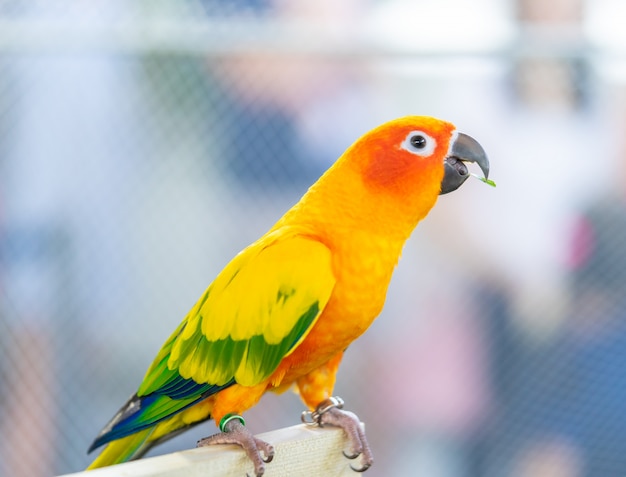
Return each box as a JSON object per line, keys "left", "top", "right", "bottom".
{"left": 140, "top": 228, "right": 336, "bottom": 394}
{"left": 90, "top": 229, "right": 336, "bottom": 453}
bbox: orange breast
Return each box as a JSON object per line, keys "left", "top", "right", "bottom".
{"left": 270, "top": 229, "right": 403, "bottom": 386}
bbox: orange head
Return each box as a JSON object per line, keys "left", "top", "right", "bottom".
{"left": 279, "top": 116, "right": 489, "bottom": 240}
{"left": 347, "top": 115, "right": 488, "bottom": 194}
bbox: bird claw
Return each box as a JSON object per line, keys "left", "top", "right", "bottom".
{"left": 303, "top": 397, "right": 374, "bottom": 473}
{"left": 197, "top": 419, "right": 274, "bottom": 477}
{"left": 343, "top": 448, "right": 371, "bottom": 472}
{"left": 350, "top": 456, "right": 374, "bottom": 473}
{"left": 350, "top": 460, "right": 372, "bottom": 473}
{"left": 343, "top": 449, "right": 360, "bottom": 460}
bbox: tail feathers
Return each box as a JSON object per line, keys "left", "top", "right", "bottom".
{"left": 86, "top": 428, "right": 154, "bottom": 470}
{"left": 90, "top": 377, "right": 232, "bottom": 452}
{"left": 87, "top": 375, "right": 230, "bottom": 470}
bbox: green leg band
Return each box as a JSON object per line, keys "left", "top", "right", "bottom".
{"left": 219, "top": 413, "right": 246, "bottom": 432}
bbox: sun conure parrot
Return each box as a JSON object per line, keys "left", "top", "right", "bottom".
{"left": 87, "top": 116, "right": 490, "bottom": 476}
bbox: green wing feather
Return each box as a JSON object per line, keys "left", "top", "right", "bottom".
{"left": 140, "top": 229, "right": 336, "bottom": 394}
{"left": 90, "top": 230, "right": 336, "bottom": 456}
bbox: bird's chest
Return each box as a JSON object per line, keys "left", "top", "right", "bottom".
{"left": 297, "top": 234, "right": 402, "bottom": 359}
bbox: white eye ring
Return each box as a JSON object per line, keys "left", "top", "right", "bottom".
{"left": 400, "top": 131, "right": 437, "bottom": 157}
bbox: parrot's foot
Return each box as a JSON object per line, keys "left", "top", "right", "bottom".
{"left": 301, "top": 396, "right": 373, "bottom": 472}
{"left": 197, "top": 415, "right": 274, "bottom": 477}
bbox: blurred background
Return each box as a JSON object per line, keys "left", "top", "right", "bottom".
{"left": 2, "top": 0, "right": 626, "bottom": 476}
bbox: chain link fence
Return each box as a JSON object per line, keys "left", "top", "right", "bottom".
{"left": 2, "top": 1, "right": 626, "bottom": 476}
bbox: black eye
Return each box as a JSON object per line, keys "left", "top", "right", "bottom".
{"left": 410, "top": 135, "right": 427, "bottom": 149}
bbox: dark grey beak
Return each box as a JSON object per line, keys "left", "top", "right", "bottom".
{"left": 440, "top": 133, "right": 490, "bottom": 195}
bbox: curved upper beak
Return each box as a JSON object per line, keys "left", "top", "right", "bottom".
{"left": 440, "top": 132, "right": 490, "bottom": 195}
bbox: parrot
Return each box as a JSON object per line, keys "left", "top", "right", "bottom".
{"left": 87, "top": 116, "right": 490, "bottom": 476}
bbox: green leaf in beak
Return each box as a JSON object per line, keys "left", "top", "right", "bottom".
{"left": 470, "top": 173, "right": 496, "bottom": 188}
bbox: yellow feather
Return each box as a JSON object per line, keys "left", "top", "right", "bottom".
{"left": 201, "top": 233, "right": 334, "bottom": 343}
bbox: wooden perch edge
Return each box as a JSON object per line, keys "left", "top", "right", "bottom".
{"left": 59, "top": 424, "right": 362, "bottom": 477}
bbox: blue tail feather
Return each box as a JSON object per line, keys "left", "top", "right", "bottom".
{"left": 89, "top": 374, "right": 234, "bottom": 452}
